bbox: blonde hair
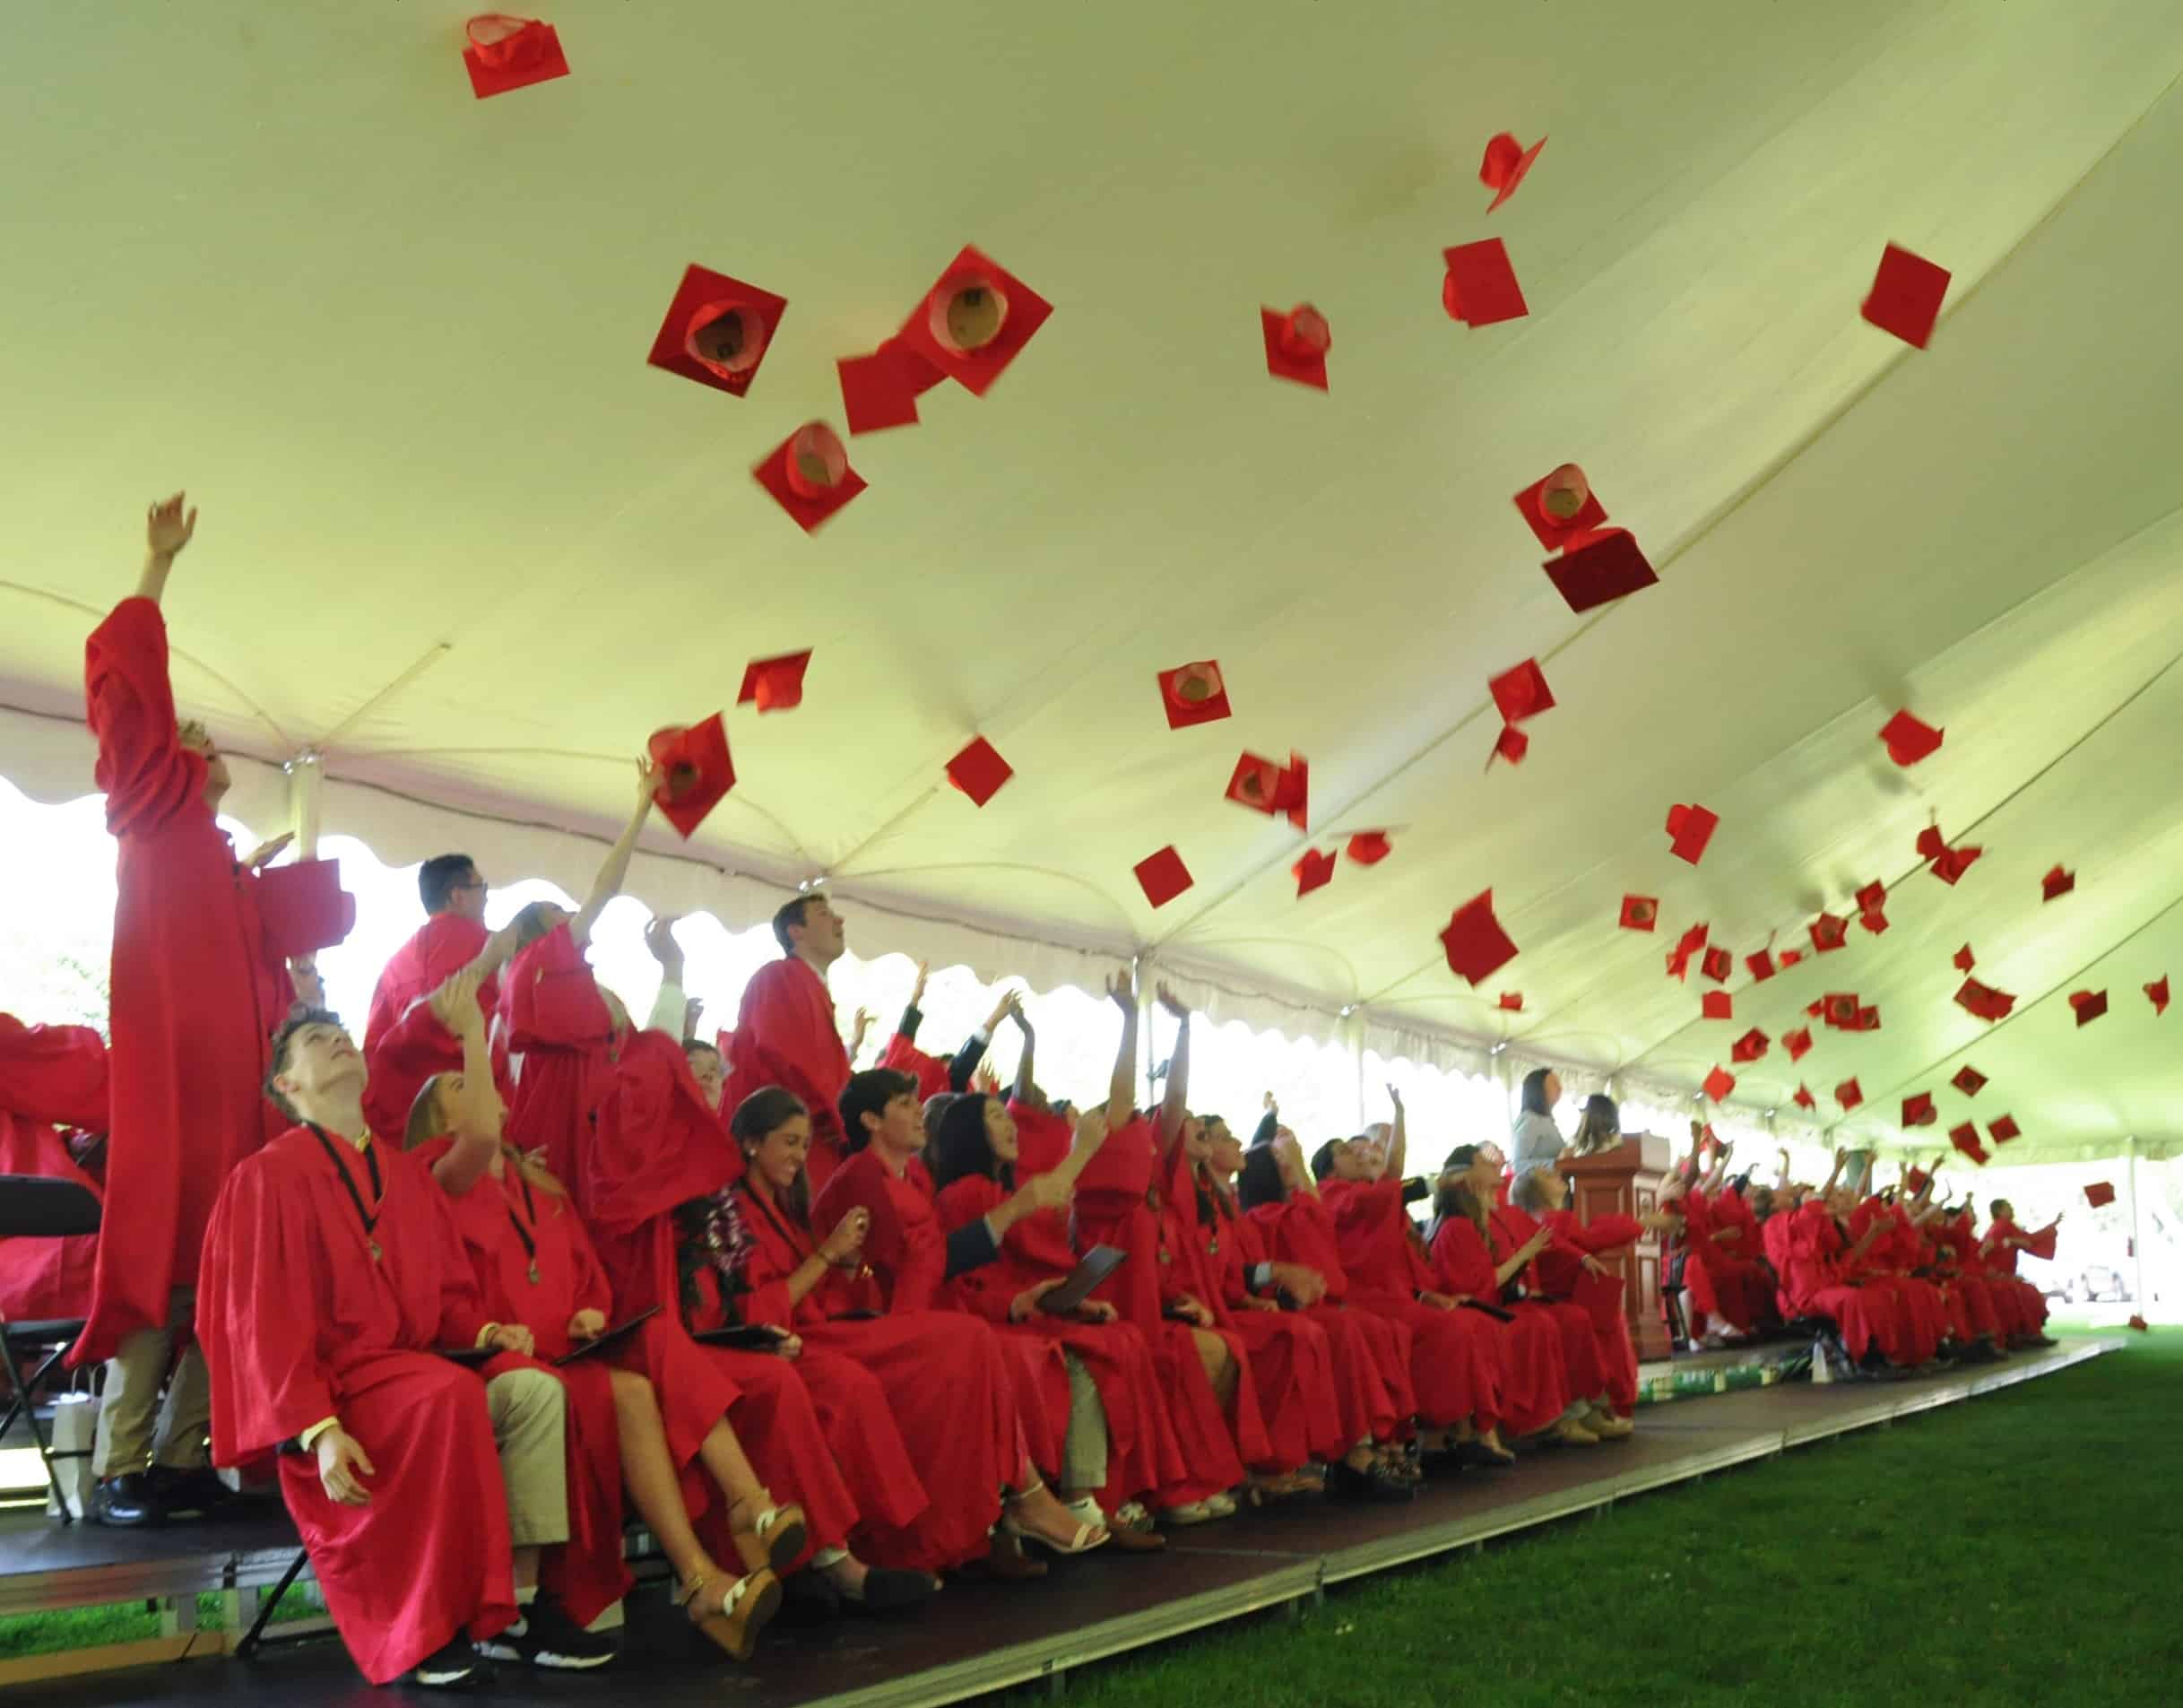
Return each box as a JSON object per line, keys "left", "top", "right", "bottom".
{"left": 403, "top": 1072, "right": 565, "bottom": 1197}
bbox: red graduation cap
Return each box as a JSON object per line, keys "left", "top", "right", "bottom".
{"left": 1731, "top": 1027, "right": 1770, "bottom": 1063}
{"left": 1878, "top": 709, "right": 1945, "bottom": 767}
{"left": 1478, "top": 131, "right": 1546, "bottom": 212}
{"left": 1793, "top": 1083, "right": 1815, "bottom": 1111}
{"left": 1512, "top": 464, "right": 1606, "bottom": 551}
{"left": 462, "top": 13, "right": 569, "bottom": 99}
{"left": 1133, "top": 845, "right": 1193, "bottom": 909}
{"left": 1620, "top": 894, "right": 1659, "bottom": 932}
{"left": 252, "top": 858, "right": 358, "bottom": 954}
{"left": 737, "top": 650, "right": 811, "bottom": 713}
{"left": 836, "top": 344, "right": 933, "bottom": 436}
{"left": 1805, "top": 1000, "right": 1824, "bottom": 1017}
{"left": 1953, "top": 944, "right": 1976, "bottom": 972}
{"left": 1988, "top": 1114, "right": 2020, "bottom": 1143}
{"left": 1779, "top": 948, "right": 1804, "bottom": 968}
{"left": 1858, "top": 910, "right": 1889, "bottom": 937}
{"left": 2041, "top": 864, "right": 2075, "bottom": 902}
{"left": 1226, "top": 751, "right": 1287, "bottom": 816}
{"left": 1955, "top": 978, "right": 2016, "bottom": 1022}
{"left": 893, "top": 246, "right": 1053, "bottom": 397}
{"left": 1702, "top": 990, "right": 1734, "bottom": 1021}
{"left": 1916, "top": 824, "right": 1983, "bottom": 885}
{"left": 647, "top": 265, "right": 789, "bottom": 398}
{"left": 647, "top": 715, "right": 735, "bottom": 838}
{"left": 1293, "top": 847, "right": 1337, "bottom": 897}
{"left": 1948, "top": 1123, "right": 1989, "bottom": 1166}
{"left": 1854, "top": 880, "right": 1887, "bottom": 915}
{"left": 1490, "top": 724, "right": 1530, "bottom": 767}
{"left": 1784, "top": 1026, "right": 1813, "bottom": 1062}
{"left": 1441, "top": 238, "right": 1528, "bottom": 327}
{"left": 1489, "top": 659, "right": 1555, "bottom": 724}
{"left": 1823, "top": 993, "right": 1859, "bottom": 1028}
{"left": 1901, "top": 1091, "right": 1936, "bottom": 1128}
{"left": 753, "top": 422, "right": 866, "bottom": 533}
{"left": 1746, "top": 948, "right": 1777, "bottom": 981}
{"left": 2083, "top": 1181, "right": 2116, "bottom": 1209}
{"left": 1852, "top": 1005, "right": 1881, "bottom": 1032}
{"left": 1951, "top": 1065, "right": 1988, "bottom": 1097}
{"left": 1261, "top": 304, "right": 1331, "bottom": 390}
{"left": 1809, "top": 914, "right": 1849, "bottom": 954}
{"left": 1665, "top": 803, "right": 1719, "bottom": 865}
{"left": 1701, "top": 947, "right": 1732, "bottom": 984}
{"left": 1667, "top": 922, "right": 1709, "bottom": 980}
{"left": 1834, "top": 1078, "right": 1863, "bottom": 1111}
{"left": 1545, "top": 528, "right": 1659, "bottom": 613}
{"left": 1904, "top": 1168, "right": 1930, "bottom": 1196}
{"left": 2146, "top": 975, "right": 2170, "bottom": 1015}
{"left": 1441, "top": 890, "right": 1519, "bottom": 987}
{"left": 1497, "top": 992, "right": 1524, "bottom": 1012}
{"left": 945, "top": 735, "right": 1013, "bottom": 807}
{"left": 1702, "top": 1065, "right": 1737, "bottom": 1102}
{"left": 1860, "top": 243, "right": 1952, "bottom": 350}
{"left": 2128, "top": 1314, "right": 2150, "bottom": 1332}
{"left": 2068, "top": 989, "right": 2109, "bottom": 1027}
{"left": 1277, "top": 754, "right": 1309, "bottom": 831}
{"left": 1158, "top": 661, "right": 1233, "bottom": 729}
{"left": 1347, "top": 831, "right": 1392, "bottom": 866}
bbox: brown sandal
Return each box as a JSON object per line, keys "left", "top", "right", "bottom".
{"left": 675, "top": 1567, "right": 780, "bottom": 1662}
{"left": 726, "top": 1487, "right": 808, "bottom": 1576}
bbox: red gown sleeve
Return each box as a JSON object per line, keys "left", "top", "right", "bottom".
{"left": 1564, "top": 1212, "right": 1644, "bottom": 1254}
{"left": 505, "top": 927, "right": 614, "bottom": 1048}
{"left": 809, "top": 1153, "right": 908, "bottom": 1303}
{"left": 934, "top": 1175, "right": 1027, "bottom": 1323}
{"left": 583, "top": 1033, "right": 741, "bottom": 1233}
{"left": 85, "top": 598, "right": 202, "bottom": 838}
{"left": 0, "top": 1016, "right": 109, "bottom": 1130}
{"left": 1429, "top": 1218, "right": 1497, "bottom": 1297}
{"left": 731, "top": 1193, "right": 808, "bottom": 1330}
{"left": 729, "top": 963, "right": 849, "bottom": 1142}
{"left": 197, "top": 1158, "right": 338, "bottom": 1460}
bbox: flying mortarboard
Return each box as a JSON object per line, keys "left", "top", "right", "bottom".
{"left": 1702, "top": 990, "right": 1733, "bottom": 1021}
{"left": 752, "top": 423, "right": 865, "bottom": 533}
{"left": 1347, "top": 831, "right": 1393, "bottom": 866}
{"left": 1731, "top": 1027, "right": 1769, "bottom": 1063}
{"left": 1878, "top": 709, "right": 1944, "bottom": 766}
{"left": 1702, "top": 947, "right": 1732, "bottom": 984}
{"left": 1901, "top": 1091, "right": 1936, "bottom": 1127}
{"left": 1134, "top": 845, "right": 1193, "bottom": 909}
{"left": 1951, "top": 1065, "right": 1987, "bottom": 1097}
{"left": 648, "top": 265, "right": 789, "bottom": 398}
{"left": 2146, "top": 975, "right": 2170, "bottom": 1016}
{"left": 1159, "top": 661, "right": 1233, "bottom": 729}
{"left": 1860, "top": 243, "right": 1952, "bottom": 350}
{"left": 1512, "top": 464, "right": 1605, "bottom": 551}
{"left": 1784, "top": 1026, "right": 1813, "bottom": 1061}
{"left": 2041, "top": 864, "right": 2075, "bottom": 902}
{"left": 1988, "top": 1114, "right": 2021, "bottom": 1142}
{"left": 1665, "top": 803, "right": 1719, "bottom": 865}
{"left": 2083, "top": 1181, "right": 2116, "bottom": 1209}
{"left": 1261, "top": 304, "right": 1331, "bottom": 389}
{"left": 1441, "top": 238, "right": 1528, "bottom": 327}
{"left": 462, "top": 13, "right": 568, "bottom": 99}
{"left": 895, "top": 246, "right": 1053, "bottom": 396}
{"left": 1478, "top": 131, "right": 1546, "bottom": 212}
{"left": 1293, "top": 848, "right": 1337, "bottom": 897}
{"left": 1746, "top": 948, "right": 1777, "bottom": 982}
{"left": 647, "top": 715, "right": 735, "bottom": 838}
{"left": 737, "top": 651, "right": 811, "bottom": 713}
{"left": 1441, "top": 890, "right": 1519, "bottom": 986}
{"left": 1620, "top": 894, "right": 1659, "bottom": 932}
{"left": 2068, "top": 989, "right": 2108, "bottom": 1027}
{"left": 1702, "top": 1065, "right": 1736, "bottom": 1102}
{"left": 945, "top": 736, "right": 1013, "bottom": 807}
{"left": 1545, "top": 528, "right": 1658, "bottom": 613}
{"left": 1834, "top": 1078, "right": 1863, "bottom": 1111}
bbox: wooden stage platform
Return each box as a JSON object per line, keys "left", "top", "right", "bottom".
{"left": 4, "top": 1335, "right": 2120, "bottom": 1706}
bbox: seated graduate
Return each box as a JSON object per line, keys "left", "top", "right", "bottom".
{"left": 1673, "top": 1131, "right": 1775, "bottom": 1346}
{"left": 1503, "top": 1159, "right": 1659, "bottom": 1430}
{"left": 1979, "top": 1199, "right": 2058, "bottom": 1348}
{"left": 1904, "top": 1166, "right": 2006, "bottom": 1364}
{"left": 196, "top": 1004, "right": 614, "bottom": 1690}
{"left": 406, "top": 964, "right": 806, "bottom": 1663}
{"left": 563, "top": 930, "right": 932, "bottom": 1617}
{"left": 930, "top": 1081, "right": 1185, "bottom": 1550}
{"left": 1056, "top": 976, "right": 1255, "bottom": 1524}
{"left": 0, "top": 1013, "right": 108, "bottom": 1328}
{"left": 1310, "top": 1092, "right": 1512, "bottom": 1468}
{"left": 1780, "top": 1165, "right": 1919, "bottom": 1370}
{"left": 1848, "top": 1163, "right": 1953, "bottom": 1362}
{"left": 877, "top": 960, "right": 1025, "bottom": 1102}
{"left": 1426, "top": 1153, "right": 1587, "bottom": 1446}
{"left": 735, "top": 1078, "right": 1107, "bottom": 1579}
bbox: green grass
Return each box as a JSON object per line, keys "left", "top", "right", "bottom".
{"left": 0, "top": 1583, "right": 325, "bottom": 1661}
{"left": 1032, "top": 1331, "right": 2182, "bottom": 1708}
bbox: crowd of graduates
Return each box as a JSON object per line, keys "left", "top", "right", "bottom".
{"left": 0, "top": 497, "right": 2055, "bottom": 1688}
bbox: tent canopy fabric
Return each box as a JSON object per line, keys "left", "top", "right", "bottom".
{"left": 4, "top": 3, "right": 2182, "bottom": 1164}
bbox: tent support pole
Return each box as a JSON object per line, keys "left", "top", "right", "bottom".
{"left": 284, "top": 750, "right": 324, "bottom": 859}
{"left": 2127, "top": 1137, "right": 2145, "bottom": 1310}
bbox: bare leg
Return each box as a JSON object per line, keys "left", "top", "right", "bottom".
{"left": 1191, "top": 1329, "right": 1240, "bottom": 1408}
{"left": 608, "top": 1370, "right": 720, "bottom": 1588}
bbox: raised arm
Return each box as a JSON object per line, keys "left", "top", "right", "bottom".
{"left": 1009, "top": 998, "right": 1037, "bottom": 1104}
{"left": 1273, "top": 1126, "right": 1320, "bottom": 1200}
{"left": 572, "top": 759, "right": 661, "bottom": 946}
{"left": 136, "top": 491, "right": 197, "bottom": 604}
{"left": 642, "top": 915, "right": 688, "bottom": 1036}
{"left": 1155, "top": 984, "right": 1191, "bottom": 1159}
{"left": 1104, "top": 969, "right": 1139, "bottom": 1130}
{"left": 429, "top": 941, "right": 517, "bottom": 1194}
{"left": 1383, "top": 1084, "right": 1408, "bottom": 1182}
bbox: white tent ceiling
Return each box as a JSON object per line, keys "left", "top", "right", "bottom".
{"left": 4, "top": 3, "right": 2183, "bottom": 1164}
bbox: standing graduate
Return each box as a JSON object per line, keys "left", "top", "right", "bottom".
{"left": 71, "top": 494, "right": 336, "bottom": 1527}
{"left": 196, "top": 1005, "right": 614, "bottom": 1689}
{"left": 1979, "top": 1200, "right": 2058, "bottom": 1346}
{"left": 723, "top": 897, "right": 854, "bottom": 1192}
{"left": 0, "top": 1014, "right": 108, "bottom": 1322}
{"left": 361, "top": 853, "right": 498, "bottom": 1143}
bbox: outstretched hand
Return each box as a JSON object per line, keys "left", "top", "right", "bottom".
{"left": 1384, "top": 1082, "right": 1404, "bottom": 1112}
{"left": 241, "top": 832, "right": 295, "bottom": 871}
{"left": 147, "top": 492, "right": 197, "bottom": 558}
{"left": 1154, "top": 983, "right": 1189, "bottom": 1019}
{"left": 1106, "top": 968, "right": 1135, "bottom": 1011}
{"left": 429, "top": 964, "right": 488, "bottom": 1036}
{"left": 643, "top": 914, "right": 684, "bottom": 973}
{"left": 635, "top": 756, "right": 665, "bottom": 814}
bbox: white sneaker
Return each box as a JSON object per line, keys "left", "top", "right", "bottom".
{"left": 1159, "top": 1501, "right": 1214, "bottom": 1525}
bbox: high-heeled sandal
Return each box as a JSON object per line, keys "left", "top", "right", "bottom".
{"left": 726, "top": 1487, "right": 808, "bottom": 1576}
{"left": 1001, "top": 1478, "right": 1109, "bottom": 1555}
{"left": 674, "top": 1566, "right": 780, "bottom": 1662}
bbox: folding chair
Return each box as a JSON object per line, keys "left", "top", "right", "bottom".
{"left": 0, "top": 1175, "right": 102, "bottom": 1522}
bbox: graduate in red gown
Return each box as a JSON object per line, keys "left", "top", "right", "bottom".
{"left": 197, "top": 1007, "right": 618, "bottom": 1688}
{"left": 741, "top": 1079, "right": 1108, "bottom": 1575}
{"left": 557, "top": 928, "right": 933, "bottom": 1617}
{"left": 1848, "top": 1175, "right": 1951, "bottom": 1359}
{"left": 723, "top": 897, "right": 853, "bottom": 1193}
{"left": 404, "top": 968, "right": 804, "bottom": 1662}
{"left": 1979, "top": 1200, "right": 2057, "bottom": 1345}
{"left": 1674, "top": 1136, "right": 1774, "bottom": 1342}
{"left": 1061, "top": 976, "right": 1252, "bottom": 1521}
{"left": 362, "top": 854, "right": 498, "bottom": 1143}
{"left": 876, "top": 962, "right": 1018, "bottom": 1103}
{"left": 0, "top": 1014, "right": 108, "bottom": 1322}
{"left": 73, "top": 495, "right": 347, "bottom": 1525}
{"left": 1312, "top": 1092, "right": 1511, "bottom": 1465}
{"left": 1505, "top": 1162, "right": 1661, "bottom": 1425}
{"left": 930, "top": 1088, "right": 1187, "bottom": 1547}
{"left": 1200, "top": 1119, "right": 1411, "bottom": 1500}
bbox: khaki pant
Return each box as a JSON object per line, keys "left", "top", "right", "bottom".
{"left": 91, "top": 1288, "right": 211, "bottom": 1478}
{"left": 485, "top": 1366, "right": 568, "bottom": 1549}
{"left": 1060, "top": 1353, "right": 1110, "bottom": 1493}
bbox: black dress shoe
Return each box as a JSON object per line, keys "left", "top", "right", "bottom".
{"left": 92, "top": 1472, "right": 163, "bottom": 1527}
{"left": 1327, "top": 1459, "right": 1414, "bottom": 1504}
{"left": 149, "top": 1465, "right": 230, "bottom": 1517}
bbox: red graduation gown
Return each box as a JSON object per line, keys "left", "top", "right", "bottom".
{"left": 498, "top": 925, "right": 617, "bottom": 1192}
{"left": 414, "top": 1141, "right": 645, "bottom": 1626}
{"left": 196, "top": 1125, "right": 515, "bottom": 1684}
{"left": 0, "top": 1016, "right": 108, "bottom": 1321}
{"left": 745, "top": 1168, "right": 1028, "bottom": 1572}
{"left": 1245, "top": 1194, "right": 1417, "bottom": 1426}
{"left": 1976, "top": 1216, "right": 2049, "bottom": 1334}
{"left": 1677, "top": 1188, "right": 1772, "bottom": 1333}
{"left": 934, "top": 1172, "right": 1184, "bottom": 1509}
{"left": 1782, "top": 1203, "right": 1913, "bottom": 1366}
{"left": 362, "top": 915, "right": 500, "bottom": 1144}
{"left": 1849, "top": 1198, "right": 1946, "bottom": 1358}
{"left": 877, "top": 1033, "right": 950, "bottom": 1103}
{"left": 1426, "top": 1216, "right": 1571, "bottom": 1436}
{"left": 1323, "top": 1177, "right": 1499, "bottom": 1429}
{"left": 573, "top": 1030, "right": 874, "bottom": 1562}
{"left": 723, "top": 959, "right": 850, "bottom": 1192}
{"left": 1533, "top": 1208, "right": 1643, "bottom": 1417}
{"left": 74, "top": 599, "right": 285, "bottom": 1364}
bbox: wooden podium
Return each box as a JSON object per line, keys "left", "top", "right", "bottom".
{"left": 1565, "top": 1133, "right": 1674, "bottom": 1362}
